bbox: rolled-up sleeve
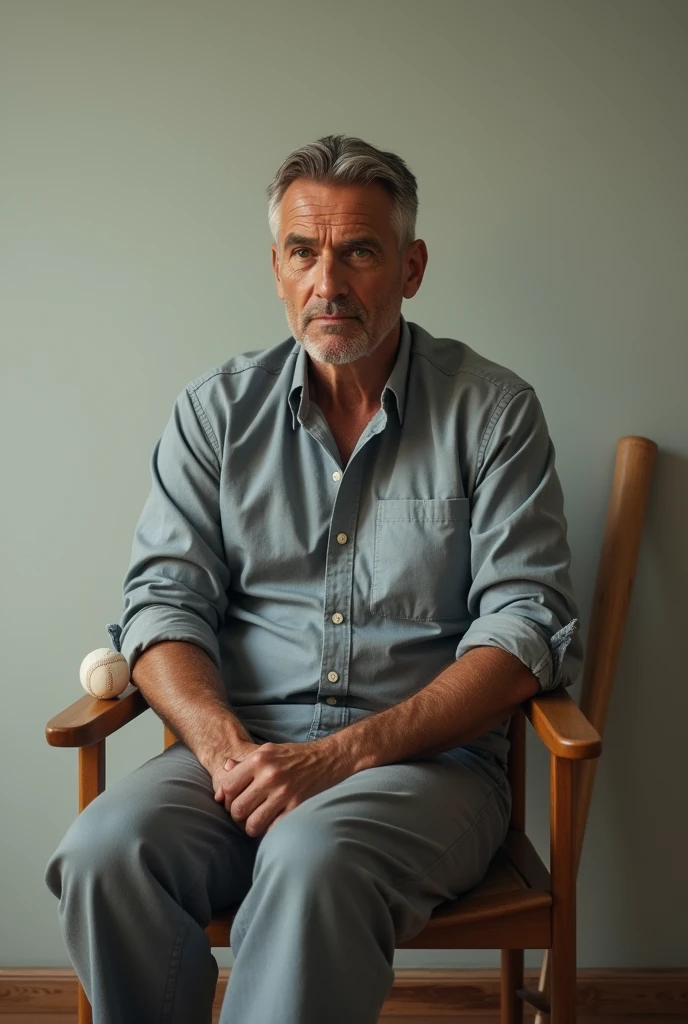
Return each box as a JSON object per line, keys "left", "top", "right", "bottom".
{"left": 118, "top": 383, "right": 230, "bottom": 674}
{"left": 455, "top": 386, "right": 583, "bottom": 692}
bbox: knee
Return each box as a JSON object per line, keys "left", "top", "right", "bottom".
{"left": 45, "top": 794, "right": 127, "bottom": 900}
{"left": 45, "top": 788, "right": 176, "bottom": 902}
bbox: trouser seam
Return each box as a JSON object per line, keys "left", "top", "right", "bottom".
{"left": 156, "top": 830, "right": 255, "bottom": 1022}
{"left": 160, "top": 911, "right": 189, "bottom": 1024}
{"left": 160, "top": 830, "right": 252, "bottom": 1023}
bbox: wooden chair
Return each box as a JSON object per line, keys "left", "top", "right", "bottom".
{"left": 45, "top": 436, "right": 656, "bottom": 1024}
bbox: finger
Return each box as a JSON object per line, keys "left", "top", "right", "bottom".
{"left": 246, "top": 796, "right": 287, "bottom": 838}
{"left": 224, "top": 757, "right": 238, "bottom": 771}
{"left": 217, "top": 769, "right": 250, "bottom": 810}
{"left": 222, "top": 786, "right": 241, "bottom": 815}
{"left": 228, "top": 782, "right": 267, "bottom": 828}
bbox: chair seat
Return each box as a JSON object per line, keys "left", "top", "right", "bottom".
{"left": 205, "top": 829, "right": 553, "bottom": 951}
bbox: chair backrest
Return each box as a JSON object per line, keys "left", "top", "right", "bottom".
{"left": 504, "top": 435, "right": 657, "bottom": 843}
{"left": 572, "top": 435, "right": 656, "bottom": 862}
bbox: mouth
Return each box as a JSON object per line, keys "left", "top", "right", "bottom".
{"left": 312, "top": 315, "right": 356, "bottom": 322}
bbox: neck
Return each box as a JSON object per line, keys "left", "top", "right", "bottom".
{"left": 308, "top": 319, "right": 401, "bottom": 418}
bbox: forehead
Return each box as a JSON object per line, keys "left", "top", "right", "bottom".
{"left": 278, "top": 179, "right": 395, "bottom": 242}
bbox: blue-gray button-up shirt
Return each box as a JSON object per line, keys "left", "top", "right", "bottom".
{"left": 115, "top": 314, "right": 582, "bottom": 769}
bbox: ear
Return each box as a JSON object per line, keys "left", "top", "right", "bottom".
{"left": 271, "top": 245, "right": 285, "bottom": 301}
{"left": 402, "top": 239, "right": 428, "bottom": 301}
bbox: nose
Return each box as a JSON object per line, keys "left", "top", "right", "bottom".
{"left": 314, "top": 252, "right": 348, "bottom": 302}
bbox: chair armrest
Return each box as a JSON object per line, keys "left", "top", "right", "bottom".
{"left": 45, "top": 684, "right": 150, "bottom": 748}
{"left": 524, "top": 687, "right": 602, "bottom": 760}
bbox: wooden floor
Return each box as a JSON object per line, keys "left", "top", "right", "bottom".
{"left": 0, "top": 1016, "right": 677, "bottom": 1023}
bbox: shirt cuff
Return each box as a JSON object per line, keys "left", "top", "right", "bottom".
{"left": 111, "top": 605, "right": 222, "bottom": 674}
{"left": 455, "top": 612, "right": 580, "bottom": 692}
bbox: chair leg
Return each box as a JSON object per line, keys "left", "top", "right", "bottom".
{"left": 551, "top": 936, "right": 576, "bottom": 1023}
{"left": 78, "top": 980, "right": 92, "bottom": 1024}
{"left": 500, "top": 948, "right": 524, "bottom": 1024}
{"left": 533, "top": 948, "right": 551, "bottom": 1023}
{"left": 551, "top": 755, "right": 576, "bottom": 1023}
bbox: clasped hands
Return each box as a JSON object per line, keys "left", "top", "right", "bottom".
{"left": 212, "top": 738, "right": 353, "bottom": 839}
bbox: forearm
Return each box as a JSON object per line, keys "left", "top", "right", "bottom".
{"left": 131, "top": 639, "right": 254, "bottom": 772}
{"left": 326, "top": 646, "right": 540, "bottom": 774}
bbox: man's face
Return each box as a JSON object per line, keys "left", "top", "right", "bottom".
{"left": 271, "top": 180, "right": 414, "bottom": 365}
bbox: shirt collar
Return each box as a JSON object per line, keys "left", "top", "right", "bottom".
{"left": 288, "top": 313, "right": 412, "bottom": 429}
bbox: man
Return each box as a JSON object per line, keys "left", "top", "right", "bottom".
{"left": 46, "top": 134, "right": 582, "bottom": 1024}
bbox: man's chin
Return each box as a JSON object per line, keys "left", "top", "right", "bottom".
{"left": 297, "top": 323, "right": 360, "bottom": 357}
{"left": 301, "top": 341, "right": 362, "bottom": 366}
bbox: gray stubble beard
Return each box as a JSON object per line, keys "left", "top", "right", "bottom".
{"left": 283, "top": 290, "right": 404, "bottom": 366}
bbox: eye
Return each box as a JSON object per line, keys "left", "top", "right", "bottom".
{"left": 352, "top": 248, "right": 372, "bottom": 258}
{"left": 292, "top": 248, "right": 311, "bottom": 259}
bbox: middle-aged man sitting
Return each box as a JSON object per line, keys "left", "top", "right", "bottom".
{"left": 46, "top": 134, "right": 582, "bottom": 1024}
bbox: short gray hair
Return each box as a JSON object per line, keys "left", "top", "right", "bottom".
{"left": 267, "top": 134, "right": 418, "bottom": 252}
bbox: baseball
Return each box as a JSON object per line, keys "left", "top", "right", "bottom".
{"left": 79, "top": 648, "right": 130, "bottom": 699}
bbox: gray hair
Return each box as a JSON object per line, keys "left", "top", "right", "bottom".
{"left": 267, "top": 134, "right": 418, "bottom": 253}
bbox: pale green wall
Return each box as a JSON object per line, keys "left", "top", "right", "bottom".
{"left": 2, "top": 0, "right": 686, "bottom": 971}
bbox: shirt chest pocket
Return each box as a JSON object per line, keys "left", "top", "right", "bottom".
{"left": 370, "top": 497, "right": 471, "bottom": 622}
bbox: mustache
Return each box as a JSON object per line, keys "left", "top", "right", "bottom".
{"left": 306, "top": 305, "right": 362, "bottom": 320}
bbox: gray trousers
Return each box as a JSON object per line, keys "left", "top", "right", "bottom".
{"left": 45, "top": 738, "right": 511, "bottom": 1024}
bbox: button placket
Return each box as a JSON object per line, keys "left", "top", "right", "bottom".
{"left": 317, "top": 453, "right": 364, "bottom": 705}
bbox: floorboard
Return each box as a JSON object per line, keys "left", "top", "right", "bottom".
{"left": 0, "top": 1016, "right": 679, "bottom": 1023}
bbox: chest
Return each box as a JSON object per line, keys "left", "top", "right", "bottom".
{"left": 322, "top": 407, "right": 381, "bottom": 467}
{"left": 218, "top": 400, "right": 472, "bottom": 623}
{"left": 328, "top": 420, "right": 370, "bottom": 466}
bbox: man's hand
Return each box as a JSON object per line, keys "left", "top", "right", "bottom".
{"left": 209, "top": 740, "right": 262, "bottom": 816}
{"left": 212, "top": 738, "right": 354, "bottom": 838}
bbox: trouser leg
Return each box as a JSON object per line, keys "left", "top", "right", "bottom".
{"left": 44, "top": 742, "right": 259, "bottom": 1024}
{"left": 221, "top": 749, "right": 511, "bottom": 1024}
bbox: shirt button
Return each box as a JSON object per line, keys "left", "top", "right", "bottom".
{"left": 326, "top": 696, "right": 338, "bottom": 705}
{"left": 327, "top": 670, "right": 339, "bottom": 683}
{"left": 332, "top": 471, "right": 341, "bottom": 481}
{"left": 331, "top": 612, "right": 344, "bottom": 624}
{"left": 336, "top": 532, "right": 348, "bottom": 545}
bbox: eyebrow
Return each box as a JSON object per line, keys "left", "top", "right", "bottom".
{"left": 283, "top": 233, "right": 384, "bottom": 254}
